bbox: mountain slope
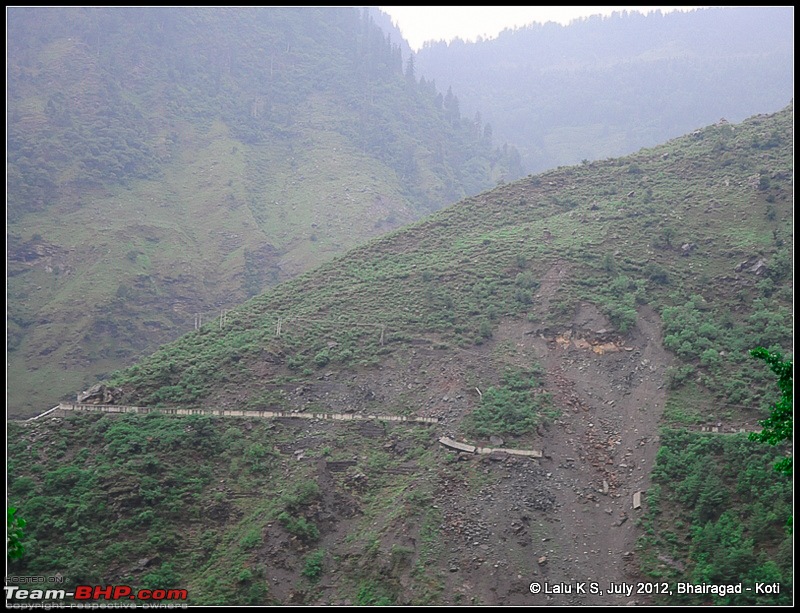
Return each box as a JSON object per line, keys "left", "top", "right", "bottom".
{"left": 415, "top": 6, "right": 794, "bottom": 173}
{"left": 6, "top": 6, "right": 523, "bottom": 417}
{"left": 7, "top": 107, "right": 792, "bottom": 605}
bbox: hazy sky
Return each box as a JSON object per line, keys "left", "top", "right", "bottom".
{"left": 379, "top": 6, "right": 708, "bottom": 50}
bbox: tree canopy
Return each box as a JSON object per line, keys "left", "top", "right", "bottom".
{"left": 749, "top": 347, "right": 793, "bottom": 476}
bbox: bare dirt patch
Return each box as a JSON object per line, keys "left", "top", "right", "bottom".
{"left": 313, "top": 299, "right": 674, "bottom": 605}
{"left": 185, "top": 261, "right": 674, "bottom": 604}
{"left": 473, "top": 302, "right": 673, "bottom": 604}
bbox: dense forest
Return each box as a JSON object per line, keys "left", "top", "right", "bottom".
{"left": 415, "top": 7, "right": 793, "bottom": 173}
{"left": 7, "top": 7, "right": 522, "bottom": 219}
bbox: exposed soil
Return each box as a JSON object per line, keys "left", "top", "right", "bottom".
{"left": 33, "top": 256, "right": 673, "bottom": 605}
{"left": 202, "top": 261, "right": 675, "bottom": 604}
{"left": 395, "top": 259, "right": 671, "bottom": 604}
{"left": 447, "top": 263, "right": 666, "bottom": 604}
{"left": 392, "top": 300, "right": 673, "bottom": 606}
{"left": 526, "top": 303, "right": 670, "bottom": 604}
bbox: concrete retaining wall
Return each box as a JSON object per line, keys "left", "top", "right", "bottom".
{"left": 55, "top": 403, "right": 438, "bottom": 424}
{"left": 439, "top": 436, "right": 542, "bottom": 458}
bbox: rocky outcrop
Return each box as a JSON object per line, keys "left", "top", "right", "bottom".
{"left": 76, "top": 384, "right": 122, "bottom": 405}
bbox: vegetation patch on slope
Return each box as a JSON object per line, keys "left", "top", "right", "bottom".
{"left": 7, "top": 107, "right": 793, "bottom": 604}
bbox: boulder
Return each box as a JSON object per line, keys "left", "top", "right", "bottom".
{"left": 749, "top": 259, "right": 768, "bottom": 275}
{"left": 77, "top": 384, "right": 122, "bottom": 405}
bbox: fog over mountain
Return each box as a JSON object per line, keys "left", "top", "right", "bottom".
{"left": 5, "top": 6, "right": 793, "bottom": 608}
{"left": 415, "top": 7, "right": 793, "bottom": 172}
{"left": 6, "top": 6, "right": 522, "bottom": 415}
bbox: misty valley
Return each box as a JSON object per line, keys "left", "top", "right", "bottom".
{"left": 6, "top": 6, "right": 793, "bottom": 606}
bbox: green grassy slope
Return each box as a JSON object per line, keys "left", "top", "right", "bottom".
{"left": 102, "top": 107, "right": 792, "bottom": 414}
{"left": 7, "top": 107, "right": 793, "bottom": 605}
{"left": 7, "top": 7, "right": 523, "bottom": 417}
{"left": 7, "top": 112, "right": 417, "bottom": 416}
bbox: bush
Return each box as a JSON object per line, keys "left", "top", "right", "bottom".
{"left": 602, "top": 252, "right": 618, "bottom": 274}
{"left": 141, "top": 563, "right": 180, "bottom": 591}
{"left": 466, "top": 368, "right": 552, "bottom": 437}
{"left": 240, "top": 529, "right": 261, "bottom": 549}
{"left": 515, "top": 271, "right": 538, "bottom": 289}
{"left": 313, "top": 349, "right": 331, "bottom": 368}
{"left": 701, "top": 348, "right": 721, "bottom": 368}
{"left": 666, "top": 365, "right": 695, "bottom": 389}
{"left": 301, "top": 549, "right": 325, "bottom": 582}
{"left": 644, "top": 262, "right": 670, "bottom": 284}
{"left": 11, "top": 476, "right": 37, "bottom": 496}
{"left": 356, "top": 581, "right": 394, "bottom": 606}
{"left": 286, "top": 355, "right": 305, "bottom": 370}
{"left": 280, "top": 481, "right": 320, "bottom": 511}
{"left": 278, "top": 512, "right": 319, "bottom": 542}
{"left": 514, "top": 288, "right": 533, "bottom": 305}
{"left": 603, "top": 295, "right": 638, "bottom": 333}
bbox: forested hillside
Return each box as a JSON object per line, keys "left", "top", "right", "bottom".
{"left": 8, "top": 106, "right": 792, "bottom": 605}
{"left": 415, "top": 7, "right": 793, "bottom": 173}
{"left": 7, "top": 6, "right": 522, "bottom": 416}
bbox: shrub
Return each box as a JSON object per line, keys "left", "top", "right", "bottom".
{"left": 701, "top": 348, "right": 721, "bottom": 368}
{"left": 302, "top": 549, "right": 325, "bottom": 582}
{"left": 313, "top": 349, "right": 330, "bottom": 368}
{"left": 356, "top": 581, "right": 394, "bottom": 606}
{"left": 141, "top": 563, "right": 180, "bottom": 591}
{"left": 240, "top": 529, "right": 261, "bottom": 549}
{"left": 658, "top": 227, "right": 676, "bottom": 248}
{"left": 278, "top": 512, "right": 319, "bottom": 542}
{"left": 515, "top": 271, "right": 538, "bottom": 289}
{"left": 666, "top": 365, "right": 695, "bottom": 389}
{"left": 602, "top": 252, "right": 618, "bottom": 275}
{"left": 514, "top": 288, "right": 532, "bottom": 305}
{"left": 644, "top": 262, "right": 670, "bottom": 284}
{"left": 11, "top": 476, "right": 37, "bottom": 496}
{"left": 466, "top": 369, "right": 552, "bottom": 437}
{"left": 286, "top": 355, "right": 305, "bottom": 370}
{"left": 280, "top": 481, "right": 320, "bottom": 511}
